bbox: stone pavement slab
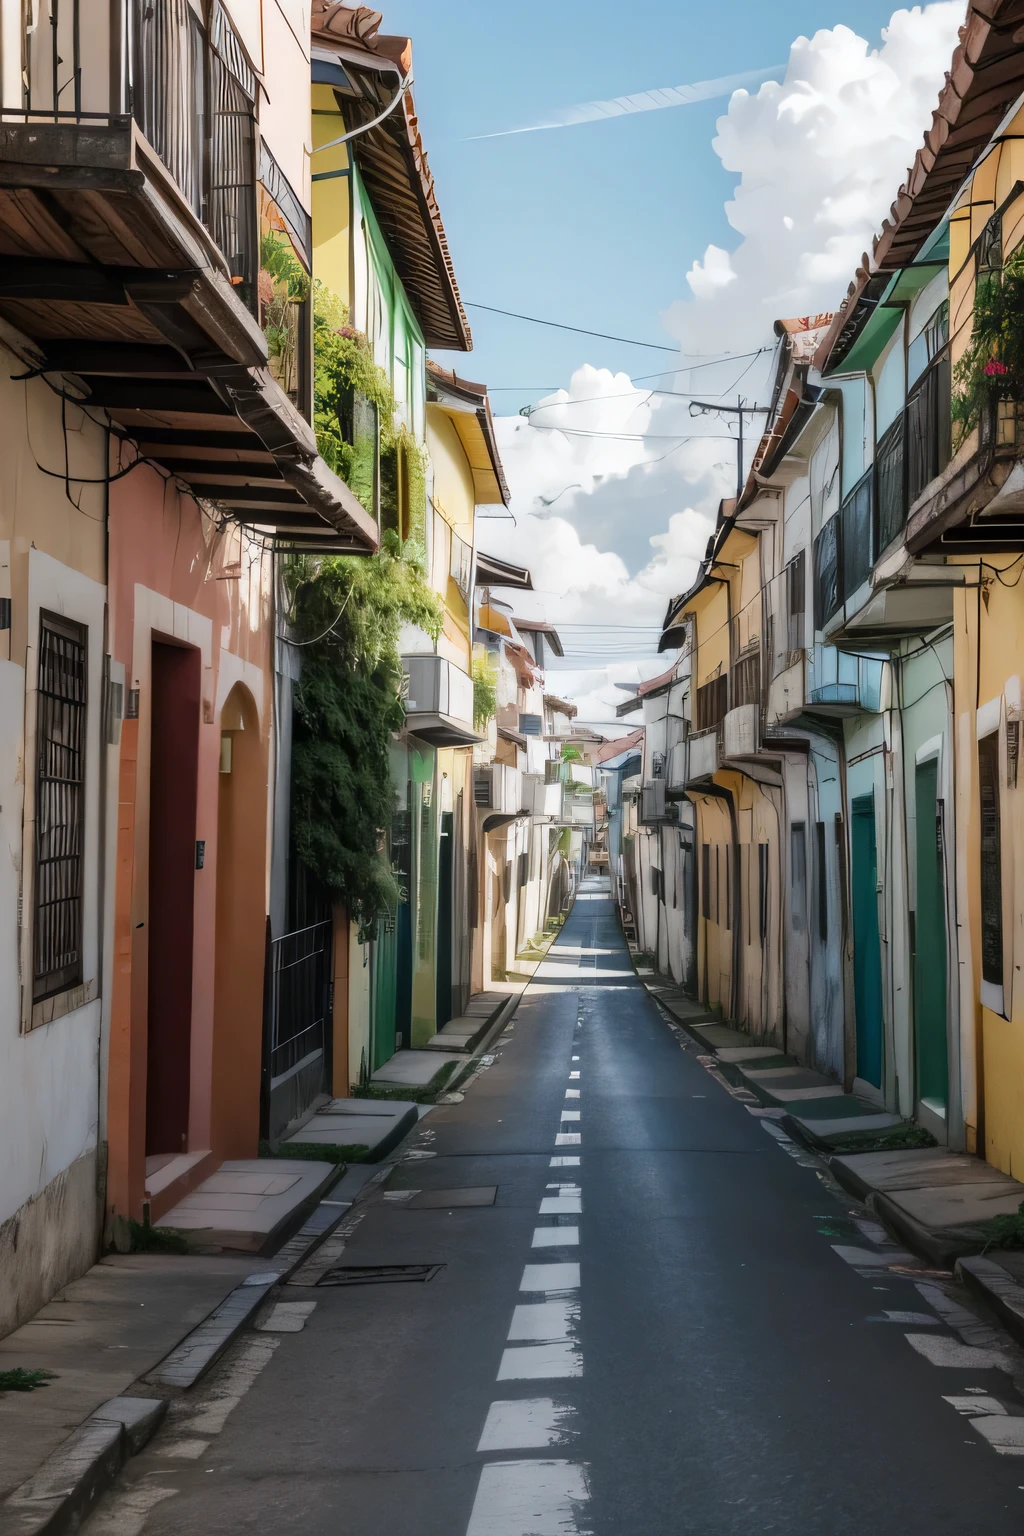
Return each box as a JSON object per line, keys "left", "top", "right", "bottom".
{"left": 283, "top": 1098, "right": 418, "bottom": 1159}
{"left": 717, "top": 1047, "right": 791, "bottom": 1064}
{"left": 158, "top": 1159, "right": 339, "bottom": 1251}
{"left": 833, "top": 1147, "right": 1023, "bottom": 1195}
{"left": 371, "top": 1049, "right": 463, "bottom": 1086}
{"left": 0, "top": 1253, "right": 253, "bottom": 1501}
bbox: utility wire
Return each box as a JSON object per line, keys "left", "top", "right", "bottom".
{"left": 465, "top": 302, "right": 682, "bottom": 353}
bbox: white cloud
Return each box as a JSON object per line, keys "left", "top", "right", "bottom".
{"left": 665, "top": 4, "right": 965, "bottom": 350}
{"left": 479, "top": 5, "right": 965, "bottom": 721}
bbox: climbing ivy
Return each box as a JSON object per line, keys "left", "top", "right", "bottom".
{"left": 313, "top": 282, "right": 427, "bottom": 541}
{"left": 288, "top": 533, "right": 443, "bottom": 938}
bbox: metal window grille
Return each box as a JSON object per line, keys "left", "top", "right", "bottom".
{"left": 840, "top": 467, "right": 874, "bottom": 600}
{"left": 979, "top": 732, "right": 1003, "bottom": 986}
{"left": 906, "top": 351, "right": 952, "bottom": 506}
{"left": 695, "top": 676, "right": 728, "bottom": 733}
{"left": 815, "top": 820, "right": 828, "bottom": 943}
{"left": 33, "top": 612, "right": 87, "bottom": 1002}
{"left": 813, "top": 515, "right": 840, "bottom": 628}
{"left": 729, "top": 650, "right": 761, "bottom": 710}
{"left": 876, "top": 413, "right": 907, "bottom": 553}
{"left": 786, "top": 549, "right": 805, "bottom": 653}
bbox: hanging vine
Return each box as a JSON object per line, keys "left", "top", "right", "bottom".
{"left": 288, "top": 533, "right": 443, "bottom": 938}
{"left": 312, "top": 282, "right": 427, "bottom": 542}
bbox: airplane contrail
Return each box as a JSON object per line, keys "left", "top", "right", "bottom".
{"left": 465, "top": 66, "right": 783, "bottom": 141}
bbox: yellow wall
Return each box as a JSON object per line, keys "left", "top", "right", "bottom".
{"left": 427, "top": 404, "right": 475, "bottom": 671}
{"left": 311, "top": 83, "right": 351, "bottom": 307}
{"left": 952, "top": 559, "right": 1024, "bottom": 1171}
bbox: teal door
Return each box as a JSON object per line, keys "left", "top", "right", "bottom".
{"left": 371, "top": 923, "right": 397, "bottom": 1072}
{"left": 435, "top": 811, "right": 454, "bottom": 1029}
{"left": 851, "top": 793, "right": 884, "bottom": 1089}
{"left": 914, "top": 759, "right": 948, "bottom": 1112}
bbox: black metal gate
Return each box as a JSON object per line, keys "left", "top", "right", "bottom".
{"left": 261, "top": 862, "right": 333, "bottom": 1142}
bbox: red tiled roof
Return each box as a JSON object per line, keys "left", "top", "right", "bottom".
{"left": 596, "top": 729, "right": 644, "bottom": 764}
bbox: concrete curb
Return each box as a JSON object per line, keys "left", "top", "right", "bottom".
{"left": 0, "top": 1174, "right": 357, "bottom": 1536}
{"left": 814, "top": 1145, "right": 989, "bottom": 1268}
{"left": 445, "top": 988, "right": 526, "bottom": 1094}
{"left": 1, "top": 1396, "right": 166, "bottom": 1536}
{"left": 957, "top": 1255, "right": 1024, "bottom": 1348}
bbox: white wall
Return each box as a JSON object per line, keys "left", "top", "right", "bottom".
{"left": 0, "top": 549, "right": 107, "bottom": 1232}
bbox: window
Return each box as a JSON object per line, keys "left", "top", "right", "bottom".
{"left": 33, "top": 612, "right": 87, "bottom": 1002}
{"left": 724, "top": 847, "right": 731, "bottom": 931}
{"left": 790, "top": 822, "right": 807, "bottom": 934}
{"left": 730, "top": 650, "right": 760, "bottom": 709}
{"left": 813, "top": 516, "right": 840, "bottom": 629}
{"left": 517, "top": 851, "right": 529, "bottom": 889}
{"left": 979, "top": 732, "right": 1003, "bottom": 987}
{"left": 450, "top": 531, "right": 472, "bottom": 600}
{"left": 701, "top": 843, "right": 711, "bottom": 920}
{"left": 815, "top": 821, "right": 828, "bottom": 942}
{"left": 787, "top": 550, "right": 805, "bottom": 653}
{"left": 907, "top": 300, "right": 950, "bottom": 388}
{"left": 695, "top": 675, "right": 728, "bottom": 732}
{"left": 758, "top": 843, "right": 769, "bottom": 946}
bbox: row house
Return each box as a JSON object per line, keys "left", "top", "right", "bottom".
{"left": 614, "top": 658, "right": 695, "bottom": 990}
{"left": 0, "top": 0, "right": 535, "bottom": 1337}
{"left": 472, "top": 575, "right": 575, "bottom": 983}
{"left": 654, "top": 0, "right": 1024, "bottom": 1168}
{"left": 0, "top": 0, "right": 377, "bottom": 1333}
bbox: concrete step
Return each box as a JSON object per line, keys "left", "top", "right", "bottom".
{"left": 281, "top": 1098, "right": 418, "bottom": 1161}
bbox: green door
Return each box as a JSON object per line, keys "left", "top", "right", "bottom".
{"left": 851, "top": 793, "right": 884, "bottom": 1089}
{"left": 914, "top": 759, "right": 948, "bottom": 1112}
{"left": 370, "top": 922, "right": 397, "bottom": 1072}
{"left": 435, "top": 811, "right": 454, "bottom": 1029}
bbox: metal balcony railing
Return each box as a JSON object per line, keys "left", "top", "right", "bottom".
{"left": 2, "top": 0, "right": 258, "bottom": 299}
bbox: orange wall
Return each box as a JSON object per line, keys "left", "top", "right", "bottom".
{"left": 105, "top": 461, "right": 274, "bottom": 1221}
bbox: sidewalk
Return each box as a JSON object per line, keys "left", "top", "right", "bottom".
{"left": 637, "top": 965, "right": 1024, "bottom": 1346}
{"left": 0, "top": 1158, "right": 391, "bottom": 1535}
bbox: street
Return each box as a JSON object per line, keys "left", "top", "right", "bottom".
{"left": 83, "top": 881, "right": 1024, "bottom": 1535}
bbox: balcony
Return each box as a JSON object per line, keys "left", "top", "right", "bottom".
{"left": 640, "top": 780, "right": 667, "bottom": 824}
{"left": 402, "top": 656, "right": 480, "bottom": 746}
{"left": 0, "top": 0, "right": 375, "bottom": 551}
{"left": 521, "top": 775, "right": 562, "bottom": 819}
{"left": 722, "top": 703, "right": 759, "bottom": 757}
{"left": 907, "top": 397, "right": 1024, "bottom": 555}
{"left": 687, "top": 727, "right": 720, "bottom": 781}
{"left": 565, "top": 794, "right": 596, "bottom": 828}
{"left": 474, "top": 764, "right": 522, "bottom": 815}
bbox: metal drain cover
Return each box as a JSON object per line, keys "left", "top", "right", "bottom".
{"left": 318, "top": 1264, "right": 443, "bottom": 1286}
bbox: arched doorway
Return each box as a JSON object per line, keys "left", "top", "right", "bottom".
{"left": 211, "top": 684, "right": 267, "bottom": 1158}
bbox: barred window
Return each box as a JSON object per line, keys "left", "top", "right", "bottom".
{"left": 34, "top": 612, "right": 87, "bottom": 1001}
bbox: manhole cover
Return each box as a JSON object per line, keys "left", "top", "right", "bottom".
{"left": 410, "top": 1187, "right": 497, "bottom": 1209}
{"left": 318, "top": 1264, "right": 443, "bottom": 1286}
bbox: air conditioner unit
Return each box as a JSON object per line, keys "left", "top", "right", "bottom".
{"left": 641, "top": 779, "right": 667, "bottom": 823}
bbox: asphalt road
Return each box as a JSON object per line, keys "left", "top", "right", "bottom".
{"left": 86, "top": 880, "right": 1024, "bottom": 1535}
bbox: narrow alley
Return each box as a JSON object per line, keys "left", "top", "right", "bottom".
{"left": 78, "top": 882, "right": 1024, "bottom": 1536}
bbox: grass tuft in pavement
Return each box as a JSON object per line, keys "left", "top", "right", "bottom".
{"left": 979, "top": 1201, "right": 1024, "bottom": 1250}
{"left": 825, "top": 1124, "right": 937, "bottom": 1154}
{"left": 259, "top": 1139, "right": 366, "bottom": 1166}
{"left": 352, "top": 1060, "right": 460, "bottom": 1105}
{"left": 0, "top": 1368, "right": 58, "bottom": 1392}
{"left": 128, "top": 1218, "right": 190, "bottom": 1254}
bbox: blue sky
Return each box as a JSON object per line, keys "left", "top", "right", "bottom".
{"left": 380, "top": 0, "right": 909, "bottom": 408}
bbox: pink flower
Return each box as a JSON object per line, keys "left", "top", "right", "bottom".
{"left": 985, "top": 360, "right": 1009, "bottom": 376}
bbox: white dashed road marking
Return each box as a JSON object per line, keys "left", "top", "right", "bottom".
{"left": 550, "top": 1156, "right": 579, "bottom": 1167}
{"left": 533, "top": 1227, "right": 579, "bottom": 1247}
{"left": 497, "top": 1342, "right": 583, "bottom": 1380}
{"left": 554, "top": 1133, "right": 581, "bottom": 1146}
{"left": 476, "top": 1399, "right": 577, "bottom": 1452}
{"left": 508, "top": 1301, "right": 579, "bottom": 1340}
{"left": 466, "top": 1460, "right": 590, "bottom": 1535}
{"left": 521, "top": 1263, "right": 580, "bottom": 1293}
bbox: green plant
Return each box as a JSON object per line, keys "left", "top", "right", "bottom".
{"left": 352, "top": 1060, "right": 460, "bottom": 1105}
{"left": 561, "top": 745, "right": 583, "bottom": 763}
{"left": 288, "top": 533, "right": 443, "bottom": 939}
{"left": 128, "top": 1219, "right": 190, "bottom": 1254}
{"left": 312, "top": 282, "right": 427, "bottom": 539}
{"left": 260, "top": 233, "right": 310, "bottom": 399}
{"left": 825, "top": 1124, "right": 936, "bottom": 1154}
{"left": 472, "top": 654, "right": 498, "bottom": 728}
{"left": 0, "top": 1368, "right": 57, "bottom": 1392}
{"left": 258, "top": 1139, "right": 366, "bottom": 1166}
{"left": 564, "top": 779, "right": 593, "bottom": 797}
{"left": 980, "top": 1199, "right": 1024, "bottom": 1250}
{"left": 952, "top": 245, "right": 1024, "bottom": 444}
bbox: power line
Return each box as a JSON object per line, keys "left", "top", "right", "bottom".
{"left": 465, "top": 302, "right": 682, "bottom": 353}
